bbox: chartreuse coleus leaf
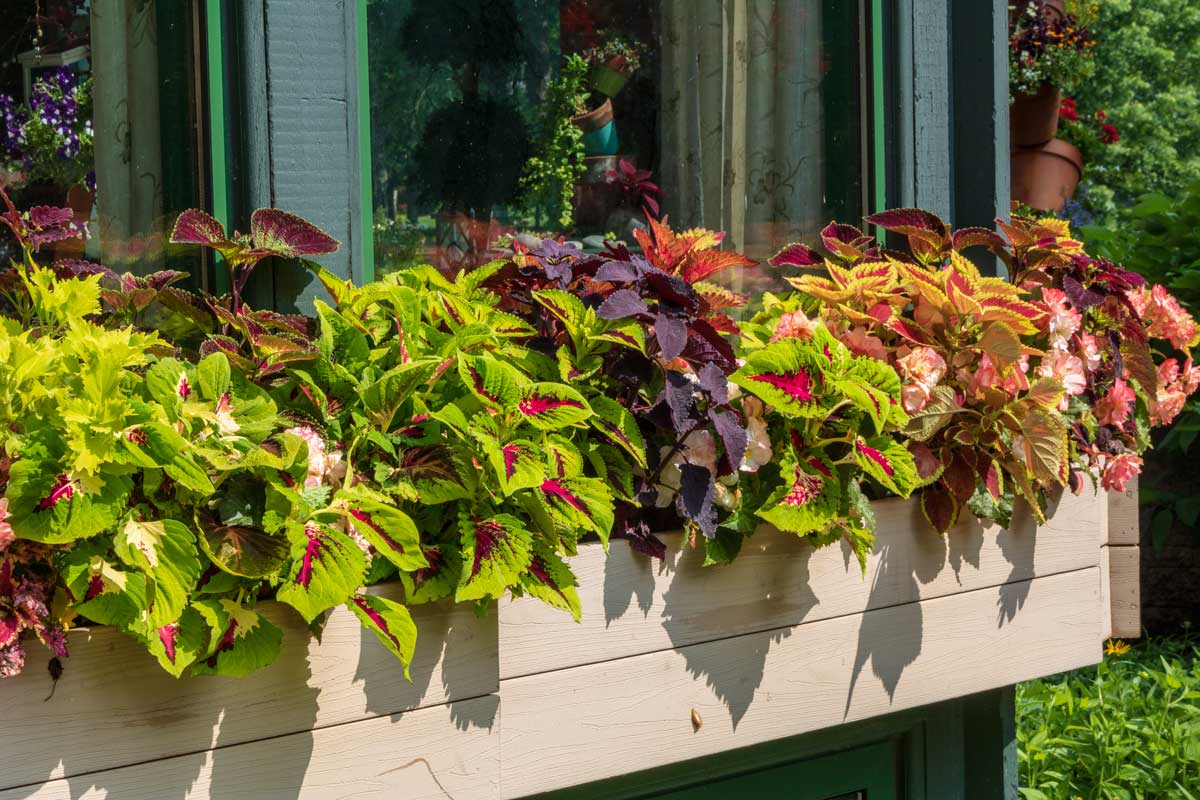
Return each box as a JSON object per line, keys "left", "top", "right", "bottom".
{"left": 348, "top": 593, "right": 417, "bottom": 678}
{"left": 476, "top": 432, "right": 545, "bottom": 495}
{"left": 121, "top": 420, "right": 214, "bottom": 495}
{"left": 134, "top": 606, "right": 206, "bottom": 677}
{"left": 191, "top": 599, "right": 283, "bottom": 677}
{"left": 456, "top": 514, "right": 533, "bottom": 603}
{"left": 837, "top": 355, "right": 906, "bottom": 435}
{"left": 61, "top": 542, "right": 148, "bottom": 627}
{"left": 457, "top": 353, "right": 525, "bottom": 410}
{"left": 5, "top": 456, "right": 131, "bottom": 543}
{"left": 276, "top": 520, "right": 367, "bottom": 622}
{"left": 586, "top": 395, "right": 647, "bottom": 469}
{"left": 543, "top": 434, "right": 585, "bottom": 478}
{"left": 333, "top": 484, "right": 427, "bottom": 571}
{"left": 399, "top": 544, "right": 462, "bottom": 605}
{"left": 114, "top": 518, "right": 203, "bottom": 628}
{"left": 537, "top": 476, "right": 615, "bottom": 547}
{"left": 514, "top": 383, "right": 592, "bottom": 430}
{"left": 854, "top": 436, "right": 918, "bottom": 497}
{"left": 359, "top": 358, "right": 440, "bottom": 429}
{"left": 757, "top": 451, "right": 842, "bottom": 537}
{"left": 519, "top": 541, "right": 581, "bottom": 622}
{"left": 731, "top": 338, "right": 831, "bottom": 418}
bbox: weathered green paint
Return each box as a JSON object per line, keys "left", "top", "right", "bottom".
{"left": 963, "top": 686, "right": 1019, "bottom": 800}
{"left": 204, "top": 0, "right": 231, "bottom": 293}
{"left": 871, "top": 0, "right": 887, "bottom": 216}
{"left": 353, "top": 0, "right": 375, "bottom": 284}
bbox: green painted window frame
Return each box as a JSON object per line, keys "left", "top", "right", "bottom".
{"left": 203, "top": 0, "right": 232, "bottom": 293}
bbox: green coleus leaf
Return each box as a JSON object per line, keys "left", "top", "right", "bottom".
{"left": 836, "top": 355, "right": 905, "bottom": 434}
{"left": 398, "top": 544, "right": 462, "bottom": 605}
{"left": 196, "top": 515, "right": 290, "bottom": 579}
{"left": 532, "top": 288, "right": 590, "bottom": 333}
{"left": 348, "top": 593, "right": 417, "bottom": 678}
{"left": 191, "top": 599, "right": 283, "bottom": 677}
{"left": 134, "top": 605, "right": 206, "bottom": 678}
{"left": 276, "top": 521, "right": 368, "bottom": 623}
{"left": 757, "top": 452, "right": 842, "bottom": 537}
{"left": 5, "top": 459, "right": 131, "bottom": 543}
{"left": 457, "top": 353, "right": 525, "bottom": 410}
{"left": 196, "top": 352, "right": 231, "bottom": 401}
{"left": 586, "top": 395, "right": 647, "bottom": 469}
{"left": 61, "top": 544, "right": 148, "bottom": 627}
{"left": 314, "top": 300, "right": 370, "bottom": 372}
{"left": 121, "top": 421, "right": 214, "bottom": 495}
{"left": 543, "top": 434, "right": 585, "bottom": 478}
{"left": 114, "top": 518, "right": 203, "bottom": 628}
{"left": 477, "top": 435, "right": 545, "bottom": 495}
{"left": 854, "top": 436, "right": 918, "bottom": 497}
{"left": 143, "top": 356, "right": 191, "bottom": 417}
{"left": 731, "top": 338, "right": 830, "bottom": 418}
{"left": 334, "top": 484, "right": 427, "bottom": 571}
{"left": 514, "top": 383, "right": 592, "bottom": 430}
{"left": 456, "top": 513, "right": 533, "bottom": 602}
{"left": 519, "top": 542, "right": 581, "bottom": 622}
{"left": 360, "top": 358, "right": 440, "bottom": 430}
{"left": 537, "top": 476, "right": 615, "bottom": 546}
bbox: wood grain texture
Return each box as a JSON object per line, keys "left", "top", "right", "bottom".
{"left": 0, "top": 588, "right": 496, "bottom": 791}
{"left": 1107, "top": 477, "right": 1140, "bottom": 545}
{"left": 499, "top": 567, "right": 1102, "bottom": 798}
{"left": 0, "top": 695, "right": 500, "bottom": 800}
{"left": 1105, "top": 545, "right": 1141, "bottom": 638}
{"left": 499, "top": 488, "right": 1103, "bottom": 679}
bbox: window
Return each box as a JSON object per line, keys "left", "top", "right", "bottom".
{"left": 366, "top": 0, "right": 872, "bottom": 289}
{"left": 0, "top": 0, "right": 212, "bottom": 285}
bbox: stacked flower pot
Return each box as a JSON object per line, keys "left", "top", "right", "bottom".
{"left": 1010, "top": 0, "right": 1084, "bottom": 212}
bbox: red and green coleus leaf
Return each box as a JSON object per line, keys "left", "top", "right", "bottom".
{"left": 854, "top": 436, "right": 918, "bottom": 498}
{"left": 730, "top": 338, "right": 830, "bottom": 418}
{"left": 477, "top": 434, "right": 546, "bottom": 495}
{"left": 334, "top": 484, "right": 427, "bottom": 571}
{"left": 1018, "top": 408, "right": 1070, "bottom": 487}
{"left": 455, "top": 513, "right": 534, "bottom": 603}
{"left": 836, "top": 355, "right": 906, "bottom": 434}
{"left": 537, "top": 476, "right": 615, "bottom": 546}
{"left": 133, "top": 606, "right": 206, "bottom": 678}
{"left": 61, "top": 543, "right": 148, "bottom": 627}
{"left": 520, "top": 542, "right": 581, "bottom": 622}
{"left": 170, "top": 209, "right": 339, "bottom": 266}
{"left": 113, "top": 518, "right": 203, "bottom": 629}
{"left": 191, "top": 599, "right": 284, "bottom": 677}
{"left": 196, "top": 510, "right": 289, "bottom": 579}
{"left": 120, "top": 420, "right": 215, "bottom": 495}
{"left": 347, "top": 593, "right": 417, "bottom": 678}
{"left": 514, "top": 383, "right": 592, "bottom": 431}
{"left": 359, "top": 358, "right": 441, "bottom": 430}
{"left": 586, "top": 395, "right": 648, "bottom": 469}
{"left": 757, "top": 452, "right": 843, "bottom": 537}
{"left": 457, "top": 353, "right": 525, "bottom": 410}
{"left": 5, "top": 458, "right": 131, "bottom": 543}
{"left": 398, "top": 544, "right": 462, "bottom": 605}
{"left": 276, "top": 521, "right": 367, "bottom": 623}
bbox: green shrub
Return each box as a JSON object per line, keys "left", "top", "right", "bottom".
{"left": 1018, "top": 637, "right": 1200, "bottom": 799}
{"left": 1070, "top": 0, "right": 1200, "bottom": 214}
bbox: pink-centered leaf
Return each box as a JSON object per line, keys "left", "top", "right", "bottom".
{"left": 170, "top": 210, "right": 230, "bottom": 248}
{"left": 856, "top": 440, "right": 894, "bottom": 476}
{"left": 249, "top": 208, "right": 340, "bottom": 258}
{"left": 750, "top": 369, "right": 816, "bottom": 402}
{"left": 35, "top": 474, "right": 75, "bottom": 511}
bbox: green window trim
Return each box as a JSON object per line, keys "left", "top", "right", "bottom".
{"left": 204, "top": 0, "right": 231, "bottom": 293}
{"left": 355, "top": 0, "right": 376, "bottom": 284}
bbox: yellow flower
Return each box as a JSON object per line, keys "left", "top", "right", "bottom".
{"left": 1105, "top": 638, "right": 1132, "bottom": 656}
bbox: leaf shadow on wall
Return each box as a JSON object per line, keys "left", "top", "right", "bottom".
{"left": 651, "top": 533, "right": 820, "bottom": 729}
{"left": 996, "top": 493, "right": 1043, "bottom": 626}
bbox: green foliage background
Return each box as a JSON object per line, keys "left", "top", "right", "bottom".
{"left": 1070, "top": 0, "right": 1200, "bottom": 214}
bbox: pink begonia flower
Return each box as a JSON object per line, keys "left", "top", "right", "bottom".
{"left": 285, "top": 425, "right": 328, "bottom": 488}
{"left": 1181, "top": 358, "right": 1200, "bottom": 394}
{"left": 960, "top": 353, "right": 999, "bottom": 398}
{"left": 771, "top": 309, "right": 819, "bottom": 342}
{"left": 1095, "top": 378, "right": 1136, "bottom": 427}
{"left": 1040, "top": 288, "right": 1081, "bottom": 350}
{"left": 654, "top": 430, "right": 720, "bottom": 507}
{"left": 0, "top": 498, "right": 12, "bottom": 551}
{"left": 1102, "top": 454, "right": 1143, "bottom": 493}
{"left": 1037, "top": 349, "right": 1087, "bottom": 405}
{"left": 1151, "top": 388, "right": 1187, "bottom": 426}
{"left": 839, "top": 326, "right": 888, "bottom": 361}
{"left": 897, "top": 347, "right": 947, "bottom": 413}
{"left": 1128, "top": 285, "right": 1200, "bottom": 350}
{"left": 740, "top": 397, "right": 773, "bottom": 472}
{"left": 1078, "top": 331, "right": 1103, "bottom": 372}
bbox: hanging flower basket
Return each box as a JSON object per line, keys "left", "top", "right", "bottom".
{"left": 1011, "top": 83, "right": 1063, "bottom": 147}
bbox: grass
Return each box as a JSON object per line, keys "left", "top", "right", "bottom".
{"left": 1018, "top": 635, "right": 1200, "bottom": 799}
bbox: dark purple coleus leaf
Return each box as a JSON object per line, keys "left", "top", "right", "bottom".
{"left": 654, "top": 312, "right": 688, "bottom": 361}
{"left": 1062, "top": 274, "right": 1105, "bottom": 311}
{"left": 683, "top": 318, "right": 739, "bottom": 374}
{"left": 597, "top": 288, "right": 650, "bottom": 320}
{"left": 709, "top": 407, "right": 747, "bottom": 476}
{"left": 613, "top": 518, "right": 667, "bottom": 560}
{"left": 661, "top": 371, "right": 698, "bottom": 432}
{"left": 696, "top": 363, "right": 728, "bottom": 404}
{"left": 677, "top": 463, "right": 717, "bottom": 538}
{"left": 642, "top": 269, "right": 699, "bottom": 313}
{"left": 594, "top": 255, "right": 653, "bottom": 283}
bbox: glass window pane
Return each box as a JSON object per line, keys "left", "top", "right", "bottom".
{"left": 366, "top": 0, "right": 866, "bottom": 292}
{"left": 0, "top": 0, "right": 209, "bottom": 284}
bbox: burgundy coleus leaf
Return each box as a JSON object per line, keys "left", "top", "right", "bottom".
{"left": 249, "top": 208, "right": 341, "bottom": 259}
{"left": 769, "top": 242, "right": 823, "bottom": 268}
{"left": 171, "top": 209, "right": 231, "bottom": 248}
{"left": 596, "top": 288, "right": 650, "bottom": 320}
{"left": 864, "top": 208, "right": 947, "bottom": 237}
{"left": 677, "top": 463, "right": 717, "bottom": 539}
{"left": 653, "top": 312, "right": 688, "bottom": 361}
{"left": 276, "top": 521, "right": 367, "bottom": 623}
{"left": 1062, "top": 273, "right": 1105, "bottom": 311}
{"left": 455, "top": 514, "right": 533, "bottom": 603}
{"left": 951, "top": 226, "right": 1007, "bottom": 253}
{"left": 941, "top": 452, "right": 977, "bottom": 506}
{"left": 348, "top": 594, "right": 417, "bottom": 676}
{"left": 820, "top": 222, "right": 874, "bottom": 260}
{"left": 920, "top": 486, "right": 960, "bottom": 534}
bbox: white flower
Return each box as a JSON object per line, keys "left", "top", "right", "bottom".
{"left": 739, "top": 397, "right": 773, "bottom": 472}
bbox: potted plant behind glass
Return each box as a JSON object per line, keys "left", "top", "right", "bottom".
{"left": 1009, "top": 0, "right": 1096, "bottom": 147}
{"left": 0, "top": 67, "right": 93, "bottom": 257}
{"left": 580, "top": 32, "right": 644, "bottom": 99}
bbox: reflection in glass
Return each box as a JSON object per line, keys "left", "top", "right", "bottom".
{"left": 0, "top": 0, "right": 207, "bottom": 282}
{"left": 367, "top": 0, "right": 865, "bottom": 290}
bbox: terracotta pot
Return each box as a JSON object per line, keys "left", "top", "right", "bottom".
{"left": 1009, "top": 0, "right": 1063, "bottom": 26}
{"left": 50, "top": 183, "right": 93, "bottom": 259}
{"left": 572, "top": 98, "right": 619, "bottom": 156}
{"left": 1011, "top": 83, "right": 1062, "bottom": 147}
{"left": 1011, "top": 137, "right": 1083, "bottom": 211}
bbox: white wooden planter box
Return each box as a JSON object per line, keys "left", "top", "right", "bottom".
{"left": 0, "top": 487, "right": 1126, "bottom": 799}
